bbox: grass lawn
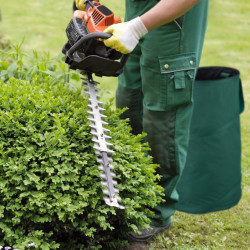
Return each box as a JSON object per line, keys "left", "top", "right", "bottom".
{"left": 0, "top": 0, "right": 249, "bottom": 249}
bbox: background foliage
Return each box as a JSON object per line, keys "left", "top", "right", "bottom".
{"left": 0, "top": 0, "right": 249, "bottom": 249}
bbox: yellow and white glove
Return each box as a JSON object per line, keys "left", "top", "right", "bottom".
{"left": 104, "top": 17, "right": 148, "bottom": 54}
{"left": 75, "top": 0, "right": 86, "bottom": 10}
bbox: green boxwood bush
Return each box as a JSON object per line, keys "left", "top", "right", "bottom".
{"left": 0, "top": 50, "right": 164, "bottom": 249}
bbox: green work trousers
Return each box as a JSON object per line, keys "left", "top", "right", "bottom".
{"left": 116, "top": 0, "right": 209, "bottom": 226}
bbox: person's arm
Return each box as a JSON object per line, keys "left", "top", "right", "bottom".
{"left": 141, "top": 0, "right": 200, "bottom": 31}
{"left": 104, "top": 0, "right": 200, "bottom": 53}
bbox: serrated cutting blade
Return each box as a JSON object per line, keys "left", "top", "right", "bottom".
{"left": 83, "top": 75, "right": 124, "bottom": 210}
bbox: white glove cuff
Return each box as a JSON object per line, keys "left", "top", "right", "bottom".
{"left": 129, "top": 17, "right": 148, "bottom": 39}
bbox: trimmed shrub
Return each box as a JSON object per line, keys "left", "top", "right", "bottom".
{"left": 0, "top": 50, "right": 164, "bottom": 249}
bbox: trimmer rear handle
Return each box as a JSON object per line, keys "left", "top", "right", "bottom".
{"left": 66, "top": 32, "right": 129, "bottom": 75}
{"left": 84, "top": 0, "right": 95, "bottom": 9}
{"left": 66, "top": 32, "right": 112, "bottom": 60}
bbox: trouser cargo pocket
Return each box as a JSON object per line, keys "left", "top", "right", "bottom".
{"left": 159, "top": 52, "right": 197, "bottom": 110}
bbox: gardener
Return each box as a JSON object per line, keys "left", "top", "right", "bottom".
{"left": 75, "top": 0, "right": 209, "bottom": 246}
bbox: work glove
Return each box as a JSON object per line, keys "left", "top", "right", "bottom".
{"left": 104, "top": 17, "right": 148, "bottom": 54}
{"left": 75, "top": 0, "right": 100, "bottom": 10}
{"left": 75, "top": 0, "right": 86, "bottom": 10}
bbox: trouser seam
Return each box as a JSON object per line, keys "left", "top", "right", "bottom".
{"left": 168, "top": 110, "right": 177, "bottom": 177}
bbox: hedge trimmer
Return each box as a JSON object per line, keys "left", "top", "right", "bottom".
{"left": 62, "top": 0, "right": 128, "bottom": 209}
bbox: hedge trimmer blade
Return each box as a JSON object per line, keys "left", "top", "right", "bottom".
{"left": 83, "top": 74, "right": 124, "bottom": 209}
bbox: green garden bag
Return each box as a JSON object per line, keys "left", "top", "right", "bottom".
{"left": 176, "top": 66, "right": 244, "bottom": 214}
